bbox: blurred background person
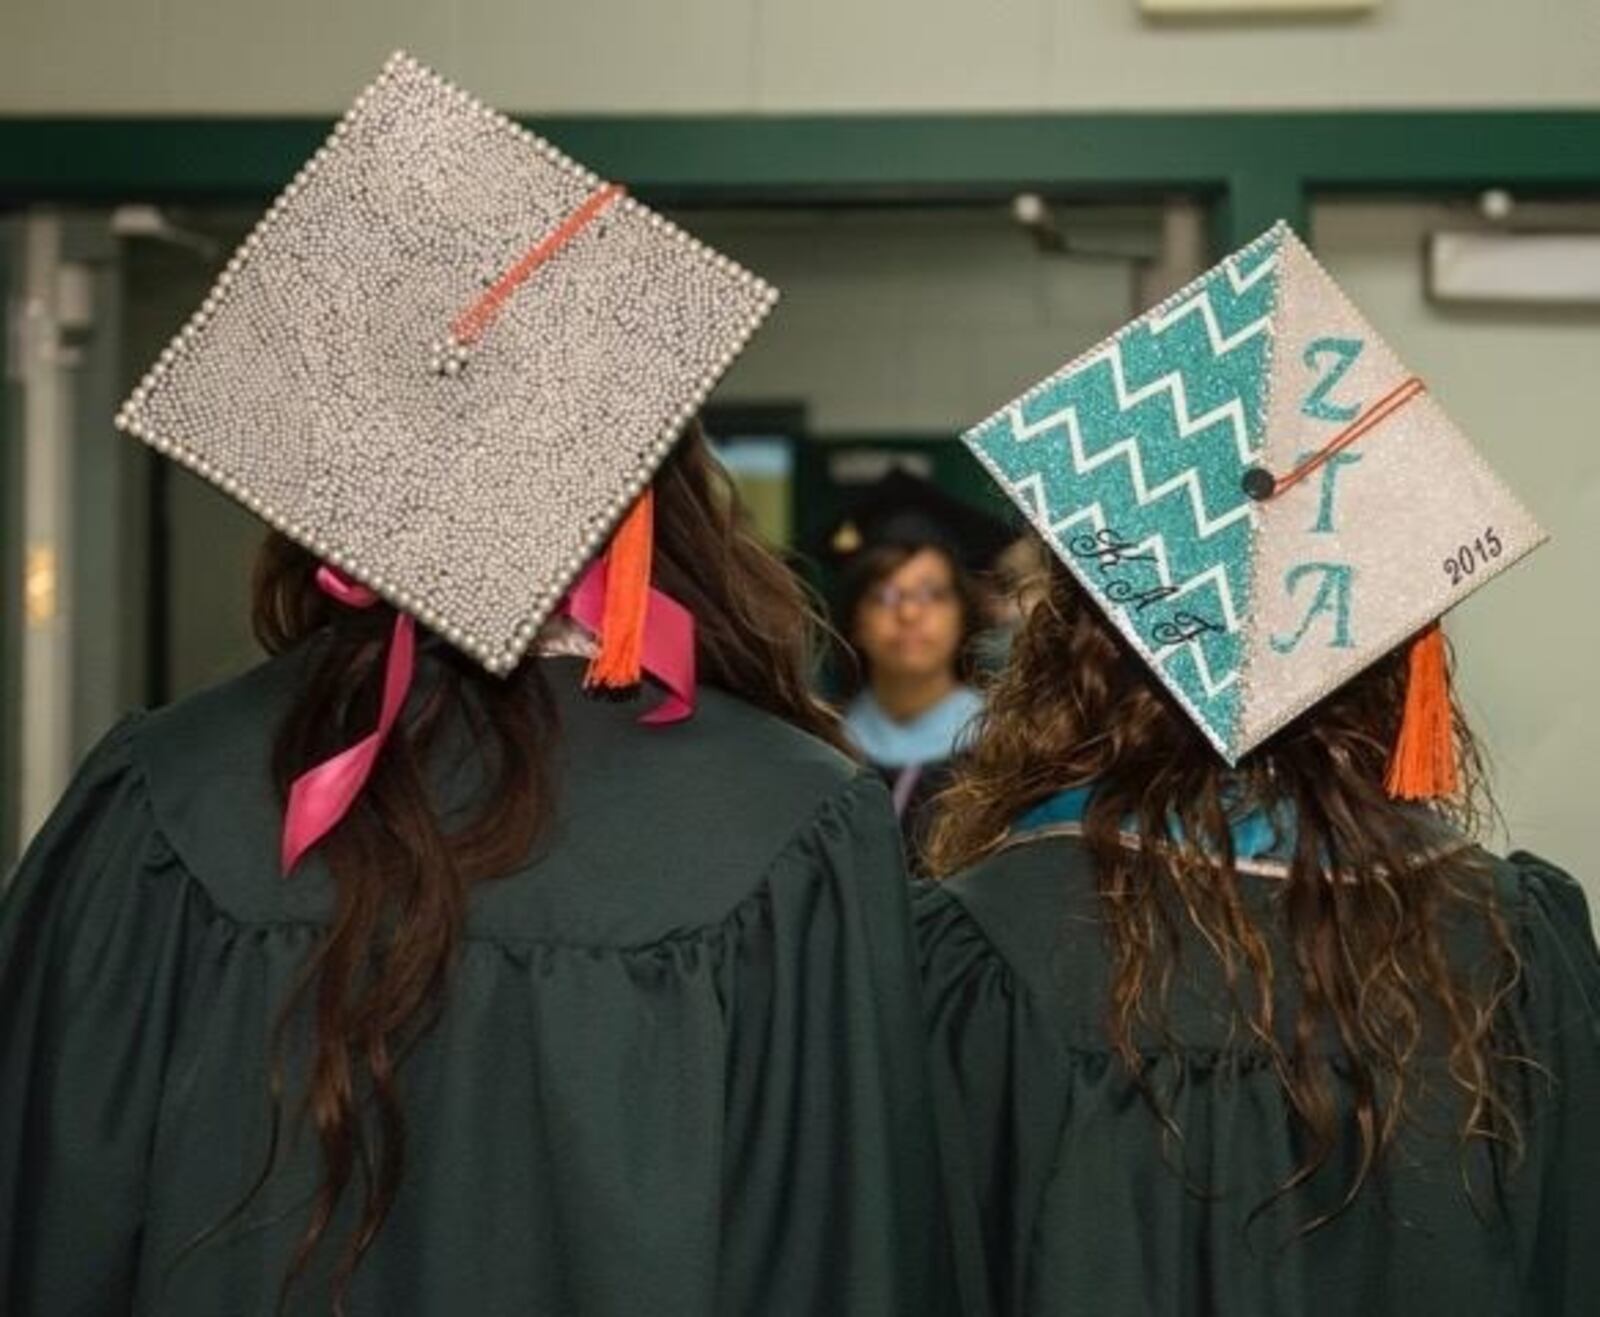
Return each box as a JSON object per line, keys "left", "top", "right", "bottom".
{"left": 826, "top": 468, "right": 1011, "bottom": 872}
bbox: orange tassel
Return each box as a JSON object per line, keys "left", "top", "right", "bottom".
{"left": 1384, "top": 624, "right": 1459, "bottom": 801}
{"left": 585, "top": 488, "right": 653, "bottom": 692}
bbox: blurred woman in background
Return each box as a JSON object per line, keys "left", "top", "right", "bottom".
{"left": 830, "top": 468, "right": 1008, "bottom": 873}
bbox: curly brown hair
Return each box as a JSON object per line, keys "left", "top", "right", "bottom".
{"left": 927, "top": 550, "right": 1526, "bottom": 1231}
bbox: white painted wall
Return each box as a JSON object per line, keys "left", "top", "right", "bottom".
{"left": 2, "top": 0, "right": 1597, "bottom": 115}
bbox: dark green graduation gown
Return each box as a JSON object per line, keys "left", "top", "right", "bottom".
{"left": 0, "top": 650, "right": 954, "bottom": 1316}
{"left": 916, "top": 827, "right": 1600, "bottom": 1317}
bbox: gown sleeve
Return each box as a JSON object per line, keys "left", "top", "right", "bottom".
{"left": 0, "top": 715, "right": 203, "bottom": 1316}
{"left": 715, "top": 771, "right": 958, "bottom": 1317}
{"left": 1501, "top": 852, "right": 1600, "bottom": 1312}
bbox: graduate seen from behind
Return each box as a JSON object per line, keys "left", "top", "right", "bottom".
{"left": 0, "top": 54, "right": 953, "bottom": 1317}
{"left": 917, "top": 223, "right": 1600, "bottom": 1317}
{"left": 832, "top": 468, "right": 1010, "bottom": 873}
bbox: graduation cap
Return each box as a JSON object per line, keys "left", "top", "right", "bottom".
{"left": 115, "top": 52, "right": 778, "bottom": 869}
{"left": 824, "top": 467, "right": 1016, "bottom": 574}
{"left": 964, "top": 221, "right": 1545, "bottom": 796}
{"left": 117, "top": 51, "right": 776, "bottom": 677}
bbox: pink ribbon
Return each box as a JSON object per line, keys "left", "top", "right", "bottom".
{"left": 280, "top": 560, "right": 696, "bottom": 875}
{"left": 559, "top": 556, "right": 697, "bottom": 727}
{"left": 280, "top": 567, "right": 416, "bottom": 875}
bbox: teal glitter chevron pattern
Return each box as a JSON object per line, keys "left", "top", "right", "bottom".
{"left": 964, "top": 227, "right": 1282, "bottom": 756}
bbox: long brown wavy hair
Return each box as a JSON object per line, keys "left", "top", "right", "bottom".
{"left": 216, "top": 422, "right": 842, "bottom": 1312}
{"left": 927, "top": 552, "right": 1525, "bottom": 1232}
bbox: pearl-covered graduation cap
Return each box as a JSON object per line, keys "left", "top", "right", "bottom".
{"left": 964, "top": 222, "right": 1545, "bottom": 765}
{"left": 115, "top": 51, "right": 777, "bottom": 675}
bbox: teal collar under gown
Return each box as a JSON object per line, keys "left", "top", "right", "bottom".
{"left": 915, "top": 787, "right": 1600, "bottom": 1317}
{"left": 0, "top": 648, "right": 958, "bottom": 1317}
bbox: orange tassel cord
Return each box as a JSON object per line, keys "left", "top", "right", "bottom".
{"left": 585, "top": 488, "right": 654, "bottom": 693}
{"left": 1384, "top": 624, "right": 1459, "bottom": 801}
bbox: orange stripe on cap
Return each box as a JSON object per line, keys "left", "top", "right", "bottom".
{"left": 1270, "top": 376, "right": 1427, "bottom": 499}
{"left": 452, "top": 182, "right": 625, "bottom": 346}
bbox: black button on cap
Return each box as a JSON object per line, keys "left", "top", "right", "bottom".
{"left": 1241, "top": 467, "right": 1276, "bottom": 501}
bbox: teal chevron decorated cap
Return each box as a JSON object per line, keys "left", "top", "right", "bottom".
{"left": 963, "top": 222, "right": 1546, "bottom": 765}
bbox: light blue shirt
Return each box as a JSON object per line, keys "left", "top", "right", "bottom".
{"left": 843, "top": 686, "right": 984, "bottom": 770}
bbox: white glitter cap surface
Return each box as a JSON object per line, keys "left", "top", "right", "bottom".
{"left": 116, "top": 51, "right": 779, "bottom": 676}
